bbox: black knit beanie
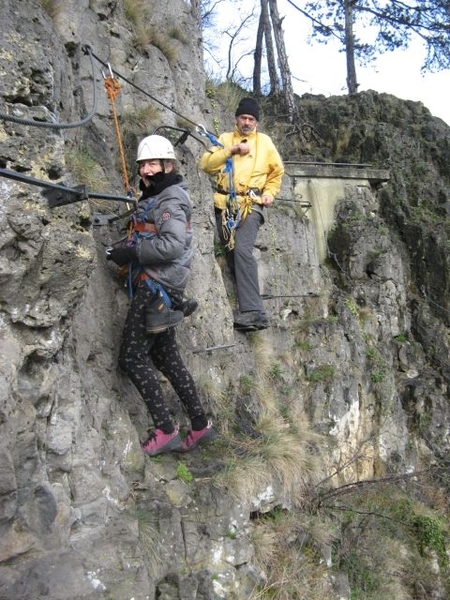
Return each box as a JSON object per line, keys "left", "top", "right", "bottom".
{"left": 235, "top": 97, "right": 260, "bottom": 120}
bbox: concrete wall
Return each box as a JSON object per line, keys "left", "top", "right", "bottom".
{"left": 283, "top": 163, "right": 390, "bottom": 262}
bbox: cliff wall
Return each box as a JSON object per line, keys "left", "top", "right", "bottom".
{"left": 1, "top": 1, "right": 449, "bottom": 599}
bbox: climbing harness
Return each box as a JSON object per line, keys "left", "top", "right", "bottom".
{"left": 220, "top": 155, "right": 241, "bottom": 250}
{"left": 116, "top": 196, "right": 174, "bottom": 306}
{"left": 196, "top": 124, "right": 259, "bottom": 251}
{"left": 196, "top": 125, "right": 240, "bottom": 248}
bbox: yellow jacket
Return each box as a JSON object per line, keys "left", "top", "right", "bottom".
{"left": 199, "top": 126, "right": 284, "bottom": 211}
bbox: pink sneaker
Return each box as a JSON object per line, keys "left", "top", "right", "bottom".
{"left": 141, "top": 426, "right": 181, "bottom": 456}
{"left": 178, "top": 420, "right": 216, "bottom": 452}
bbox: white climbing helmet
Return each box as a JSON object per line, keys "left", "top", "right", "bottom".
{"left": 136, "top": 135, "right": 176, "bottom": 162}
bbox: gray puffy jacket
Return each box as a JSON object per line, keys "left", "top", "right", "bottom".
{"left": 134, "top": 180, "right": 194, "bottom": 299}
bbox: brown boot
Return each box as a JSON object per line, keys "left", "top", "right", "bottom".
{"left": 145, "top": 298, "right": 184, "bottom": 334}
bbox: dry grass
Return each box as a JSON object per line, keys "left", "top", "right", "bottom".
{"left": 249, "top": 511, "right": 336, "bottom": 600}
{"left": 121, "top": 105, "right": 161, "bottom": 135}
{"left": 196, "top": 375, "right": 232, "bottom": 424}
{"left": 66, "top": 146, "right": 108, "bottom": 190}
{"left": 217, "top": 453, "right": 276, "bottom": 503}
{"left": 123, "top": 0, "right": 178, "bottom": 61}
{"left": 135, "top": 508, "right": 165, "bottom": 576}
{"left": 257, "top": 414, "right": 321, "bottom": 481}
{"left": 212, "top": 333, "right": 324, "bottom": 506}
{"left": 168, "top": 26, "right": 188, "bottom": 44}
{"left": 66, "top": 146, "right": 114, "bottom": 211}
{"left": 323, "top": 481, "right": 450, "bottom": 599}
{"left": 135, "top": 30, "right": 179, "bottom": 62}
{"left": 206, "top": 81, "right": 246, "bottom": 118}
{"left": 123, "top": 0, "right": 150, "bottom": 25}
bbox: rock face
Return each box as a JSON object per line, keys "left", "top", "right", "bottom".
{"left": 1, "top": 1, "right": 450, "bottom": 599}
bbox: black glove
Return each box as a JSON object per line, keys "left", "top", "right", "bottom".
{"left": 106, "top": 246, "right": 137, "bottom": 266}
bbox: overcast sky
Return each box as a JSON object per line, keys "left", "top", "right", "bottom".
{"left": 282, "top": 5, "right": 450, "bottom": 126}
{"left": 204, "top": 0, "right": 450, "bottom": 126}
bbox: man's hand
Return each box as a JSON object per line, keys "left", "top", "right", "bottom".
{"left": 261, "top": 195, "right": 273, "bottom": 207}
{"left": 106, "top": 246, "right": 137, "bottom": 266}
{"left": 231, "top": 143, "right": 250, "bottom": 156}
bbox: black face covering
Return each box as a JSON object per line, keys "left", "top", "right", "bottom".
{"left": 140, "top": 170, "right": 183, "bottom": 197}
{"left": 147, "top": 171, "right": 165, "bottom": 184}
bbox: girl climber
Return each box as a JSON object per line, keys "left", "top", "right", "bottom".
{"left": 107, "top": 134, "right": 215, "bottom": 456}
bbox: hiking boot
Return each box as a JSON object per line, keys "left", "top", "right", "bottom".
{"left": 233, "top": 311, "right": 269, "bottom": 331}
{"left": 179, "top": 298, "right": 198, "bottom": 317}
{"left": 255, "top": 312, "right": 269, "bottom": 330}
{"left": 177, "top": 420, "right": 216, "bottom": 452}
{"left": 146, "top": 301, "right": 184, "bottom": 334}
{"left": 141, "top": 426, "right": 182, "bottom": 456}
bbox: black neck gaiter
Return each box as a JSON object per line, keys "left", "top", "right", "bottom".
{"left": 140, "top": 171, "right": 183, "bottom": 198}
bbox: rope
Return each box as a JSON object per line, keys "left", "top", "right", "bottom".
{"left": 102, "top": 66, "right": 135, "bottom": 207}
{"left": 0, "top": 44, "right": 216, "bottom": 147}
{"left": 221, "top": 157, "right": 240, "bottom": 250}
{"left": 0, "top": 45, "right": 98, "bottom": 130}
{"left": 88, "top": 47, "right": 207, "bottom": 132}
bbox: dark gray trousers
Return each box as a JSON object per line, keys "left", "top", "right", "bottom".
{"left": 118, "top": 285, "right": 205, "bottom": 432}
{"left": 216, "top": 208, "right": 264, "bottom": 313}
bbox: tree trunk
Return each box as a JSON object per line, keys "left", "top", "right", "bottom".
{"left": 253, "top": 4, "right": 265, "bottom": 95}
{"left": 268, "top": 0, "right": 297, "bottom": 122}
{"left": 261, "top": 0, "right": 280, "bottom": 95}
{"left": 344, "top": 0, "right": 358, "bottom": 94}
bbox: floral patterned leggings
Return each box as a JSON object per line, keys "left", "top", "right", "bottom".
{"left": 118, "top": 285, "right": 206, "bottom": 433}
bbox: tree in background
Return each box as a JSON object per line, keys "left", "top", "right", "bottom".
{"left": 254, "top": 0, "right": 279, "bottom": 96}
{"left": 288, "top": 0, "right": 450, "bottom": 95}
{"left": 201, "top": 0, "right": 260, "bottom": 87}
{"left": 201, "top": 0, "right": 297, "bottom": 122}
{"left": 253, "top": 0, "right": 297, "bottom": 121}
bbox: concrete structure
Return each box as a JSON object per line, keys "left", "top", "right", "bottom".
{"left": 283, "top": 162, "right": 391, "bottom": 262}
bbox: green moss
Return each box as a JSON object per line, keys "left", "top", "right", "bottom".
{"left": 176, "top": 462, "right": 193, "bottom": 484}
{"left": 269, "top": 363, "right": 284, "bottom": 380}
{"left": 306, "top": 364, "right": 335, "bottom": 382}
{"left": 239, "top": 374, "right": 255, "bottom": 394}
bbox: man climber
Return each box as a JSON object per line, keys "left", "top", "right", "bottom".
{"left": 199, "top": 97, "right": 284, "bottom": 331}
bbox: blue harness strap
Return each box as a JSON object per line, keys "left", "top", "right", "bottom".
{"left": 143, "top": 277, "right": 172, "bottom": 307}
{"left": 196, "top": 124, "right": 223, "bottom": 148}
{"left": 196, "top": 124, "right": 241, "bottom": 246}
{"left": 222, "top": 156, "right": 241, "bottom": 236}
{"left": 126, "top": 197, "right": 172, "bottom": 306}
